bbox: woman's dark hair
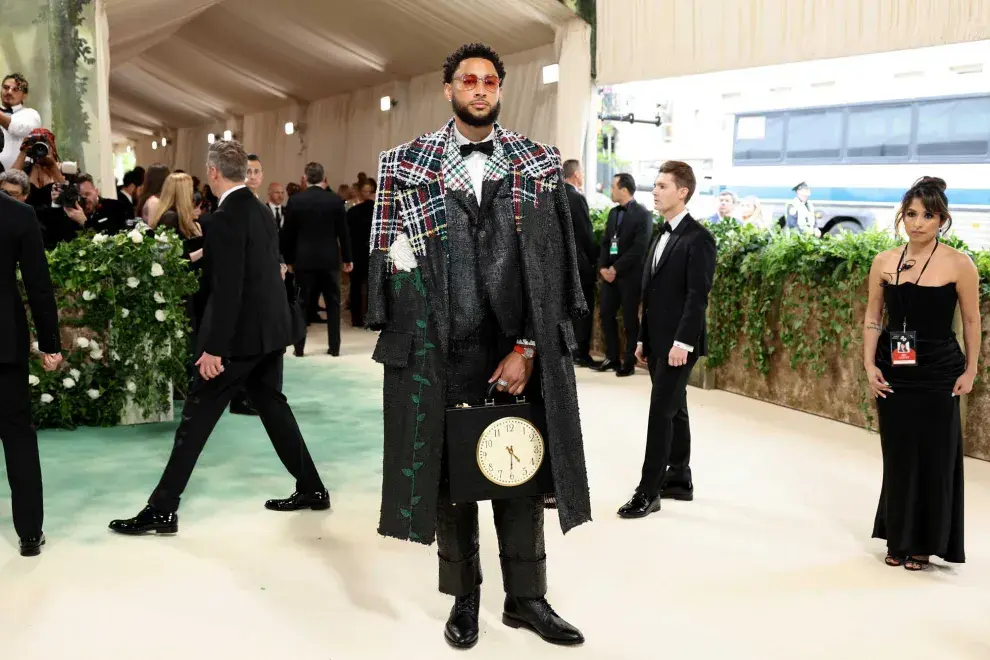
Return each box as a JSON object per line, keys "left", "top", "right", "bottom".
{"left": 442, "top": 43, "right": 506, "bottom": 86}
{"left": 137, "top": 163, "right": 170, "bottom": 217}
{"left": 895, "top": 176, "right": 952, "bottom": 235}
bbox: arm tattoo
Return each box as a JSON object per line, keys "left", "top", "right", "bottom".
{"left": 865, "top": 321, "right": 882, "bottom": 332}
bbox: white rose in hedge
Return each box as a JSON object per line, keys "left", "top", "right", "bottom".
{"left": 40, "top": 393, "right": 53, "bottom": 404}
{"left": 126, "top": 381, "right": 137, "bottom": 393}
{"left": 111, "top": 350, "right": 120, "bottom": 361}
{"left": 90, "top": 347, "right": 104, "bottom": 360}
{"left": 78, "top": 250, "right": 86, "bottom": 257}
{"left": 76, "top": 337, "right": 91, "bottom": 349}
{"left": 128, "top": 229, "right": 144, "bottom": 244}
{"left": 175, "top": 329, "right": 184, "bottom": 339}
{"left": 154, "top": 292, "right": 166, "bottom": 304}
{"left": 93, "top": 233, "right": 108, "bottom": 244}
{"left": 82, "top": 290, "right": 96, "bottom": 301}
{"left": 155, "top": 310, "right": 167, "bottom": 322}
{"left": 151, "top": 263, "right": 165, "bottom": 277}
{"left": 87, "top": 389, "right": 100, "bottom": 400}
{"left": 127, "top": 277, "right": 140, "bottom": 289}
{"left": 63, "top": 378, "right": 75, "bottom": 389}
{"left": 70, "top": 369, "right": 81, "bottom": 380}
{"left": 155, "top": 233, "right": 170, "bottom": 244}
{"left": 28, "top": 375, "right": 40, "bottom": 386}
{"left": 121, "top": 308, "right": 130, "bottom": 318}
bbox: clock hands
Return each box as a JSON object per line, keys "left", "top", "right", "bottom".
{"left": 506, "top": 446, "right": 521, "bottom": 463}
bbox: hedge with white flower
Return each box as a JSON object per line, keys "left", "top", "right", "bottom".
{"left": 26, "top": 224, "right": 199, "bottom": 429}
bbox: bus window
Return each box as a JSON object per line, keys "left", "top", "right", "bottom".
{"left": 733, "top": 115, "right": 785, "bottom": 162}
{"left": 847, "top": 104, "right": 912, "bottom": 159}
{"left": 785, "top": 109, "right": 843, "bottom": 160}
{"left": 917, "top": 97, "right": 990, "bottom": 158}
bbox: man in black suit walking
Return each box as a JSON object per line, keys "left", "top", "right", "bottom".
{"left": 282, "top": 162, "right": 353, "bottom": 356}
{"left": 109, "top": 140, "right": 330, "bottom": 535}
{"left": 596, "top": 173, "right": 652, "bottom": 377}
{"left": 618, "top": 161, "right": 717, "bottom": 519}
{"left": 562, "top": 159, "right": 599, "bottom": 367}
{"left": 0, "top": 192, "right": 62, "bottom": 556}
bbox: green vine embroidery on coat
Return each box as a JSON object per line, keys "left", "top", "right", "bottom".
{"left": 393, "top": 269, "right": 431, "bottom": 541}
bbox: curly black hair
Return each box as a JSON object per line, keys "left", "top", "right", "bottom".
{"left": 442, "top": 43, "right": 506, "bottom": 87}
{"left": 2, "top": 72, "right": 29, "bottom": 94}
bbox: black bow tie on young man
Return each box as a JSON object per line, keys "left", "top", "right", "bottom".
{"left": 658, "top": 221, "right": 672, "bottom": 235}
{"left": 0, "top": 106, "right": 12, "bottom": 115}
{"left": 459, "top": 141, "right": 494, "bottom": 158}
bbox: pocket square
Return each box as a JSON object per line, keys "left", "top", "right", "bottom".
{"left": 389, "top": 233, "right": 418, "bottom": 272}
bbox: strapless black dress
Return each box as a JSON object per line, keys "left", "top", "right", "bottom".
{"left": 872, "top": 282, "right": 966, "bottom": 563}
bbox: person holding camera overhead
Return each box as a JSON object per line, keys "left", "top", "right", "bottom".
{"left": 0, "top": 73, "right": 41, "bottom": 173}
{"left": 863, "top": 177, "right": 981, "bottom": 572}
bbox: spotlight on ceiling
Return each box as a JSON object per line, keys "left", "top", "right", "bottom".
{"left": 161, "top": 137, "right": 167, "bottom": 147}
{"left": 381, "top": 96, "right": 396, "bottom": 112}
{"left": 126, "top": 145, "right": 132, "bottom": 153}
{"left": 285, "top": 122, "right": 295, "bottom": 135}
{"left": 223, "top": 130, "right": 233, "bottom": 141}
{"left": 207, "top": 133, "right": 215, "bottom": 144}
{"left": 152, "top": 140, "right": 158, "bottom": 150}
{"left": 542, "top": 63, "right": 559, "bottom": 85}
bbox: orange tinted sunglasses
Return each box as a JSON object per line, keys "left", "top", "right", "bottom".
{"left": 452, "top": 74, "right": 500, "bottom": 92}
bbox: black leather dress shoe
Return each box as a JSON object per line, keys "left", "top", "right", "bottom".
{"left": 109, "top": 506, "right": 178, "bottom": 535}
{"left": 445, "top": 587, "right": 480, "bottom": 649}
{"left": 616, "top": 363, "right": 636, "bottom": 377}
{"left": 264, "top": 490, "right": 331, "bottom": 511}
{"left": 502, "top": 596, "right": 584, "bottom": 645}
{"left": 661, "top": 482, "right": 694, "bottom": 501}
{"left": 19, "top": 534, "right": 45, "bottom": 557}
{"left": 617, "top": 492, "right": 661, "bottom": 519}
{"left": 594, "top": 359, "right": 618, "bottom": 373}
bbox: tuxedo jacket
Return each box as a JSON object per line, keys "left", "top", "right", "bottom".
{"left": 639, "top": 213, "right": 717, "bottom": 358}
{"left": 565, "top": 183, "right": 597, "bottom": 284}
{"left": 282, "top": 185, "right": 352, "bottom": 271}
{"left": 0, "top": 193, "right": 60, "bottom": 364}
{"left": 598, "top": 198, "right": 652, "bottom": 279}
{"left": 197, "top": 187, "right": 294, "bottom": 358}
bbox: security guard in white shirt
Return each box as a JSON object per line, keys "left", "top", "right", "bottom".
{"left": 785, "top": 181, "right": 818, "bottom": 235}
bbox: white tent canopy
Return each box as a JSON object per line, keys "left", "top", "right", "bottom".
{"left": 104, "top": 0, "right": 590, "bottom": 186}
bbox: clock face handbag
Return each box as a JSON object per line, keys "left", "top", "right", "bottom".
{"left": 445, "top": 382, "right": 554, "bottom": 503}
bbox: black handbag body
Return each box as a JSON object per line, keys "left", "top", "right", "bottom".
{"left": 445, "top": 385, "right": 554, "bottom": 503}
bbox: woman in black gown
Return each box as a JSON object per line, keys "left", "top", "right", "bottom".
{"left": 863, "top": 177, "right": 981, "bottom": 571}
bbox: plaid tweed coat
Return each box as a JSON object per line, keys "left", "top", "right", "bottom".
{"left": 367, "top": 118, "right": 592, "bottom": 545}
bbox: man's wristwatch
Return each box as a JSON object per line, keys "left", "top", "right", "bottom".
{"left": 514, "top": 344, "right": 535, "bottom": 360}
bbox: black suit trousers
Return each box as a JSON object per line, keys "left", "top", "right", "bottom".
{"left": 599, "top": 276, "right": 640, "bottom": 365}
{"left": 637, "top": 353, "right": 697, "bottom": 497}
{"left": 435, "top": 317, "right": 547, "bottom": 598}
{"left": 0, "top": 363, "right": 43, "bottom": 539}
{"left": 348, "top": 267, "right": 368, "bottom": 327}
{"left": 296, "top": 269, "right": 341, "bottom": 354}
{"left": 148, "top": 351, "right": 324, "bottom": 513}
{"left": 572, "top": 274, "right": 597, "bottom": 358}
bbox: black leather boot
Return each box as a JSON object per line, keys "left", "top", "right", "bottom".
{"left": 264, "top": 490, "right": 331, "bottom": 511}
{"left": 502, "top": 595, "right": 584, "bottom": 645}
{"left": 19, "top": 534, "right": 45, "bottom": 557}
{"left": 444, "top": 586, "right": 480, "bottom": 649}
{"left": 109, "top": 506, "right": 178, "bottom": 535}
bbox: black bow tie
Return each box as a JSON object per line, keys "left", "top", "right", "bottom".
{"left": 658, "top": 221, "right": 672, "bottom": 235}
{"left": 459, "top": 141, "right": 494, "bottom": 158}
{"left": 0, "top": 106, "right": 12, "bottom": 115}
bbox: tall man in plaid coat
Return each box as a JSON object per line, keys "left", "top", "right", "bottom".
{"left": 367, "top": 44, "right": 591, "bottom": 649}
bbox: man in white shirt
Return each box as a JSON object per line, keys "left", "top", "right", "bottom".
{"left": 617, "top": 160, "right": 717, "bottom": 519}
{"left": 0, "top": 74, "right": 42, "bottom": 172}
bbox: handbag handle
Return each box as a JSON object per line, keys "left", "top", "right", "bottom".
{"left": 485, "top": 381, "right": 526, "bottom": 406}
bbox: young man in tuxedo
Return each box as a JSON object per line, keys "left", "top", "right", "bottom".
{"left": 0, "top": 192, "right": 62, "bottom": 556}
{"left": 109, "top": 140, "right": 330, "bottom": 536}
{"left": 618, "top": 161, "right": 717, "bottom": 519}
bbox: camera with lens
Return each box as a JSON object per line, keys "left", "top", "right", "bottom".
{"left": 22, "top": 134, "right": 51, "bottom": 162}
{"left": 55, "top": 180, "right": 81, "bottom": 209}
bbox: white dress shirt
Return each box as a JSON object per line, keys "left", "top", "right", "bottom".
{"left": 641, "top": 208, "right": 694, "bottom": 353}
{"left": 452, "top": 124, "right": 494, "bottom": 204}
{"left": 218, "top": 184, "right": 247, "bottom": 207}
{"left": 0, "top": 104, "right": 41, "bottom": 171}
{"left": 268, "top": 202, "right": 285, "bottom": 228}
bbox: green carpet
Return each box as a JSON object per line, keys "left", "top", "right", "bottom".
{"left": 9, "top": 358, "right": 384, "bottom": 540}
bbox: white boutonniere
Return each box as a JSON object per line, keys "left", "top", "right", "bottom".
{"left": 389, "top": 234, "right": 418, "bottom": 272}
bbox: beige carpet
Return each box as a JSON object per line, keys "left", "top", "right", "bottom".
{"left": 0, "top": 324, "right": 988, "bottom": 659}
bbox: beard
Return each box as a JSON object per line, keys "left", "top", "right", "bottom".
{"left": 452, "top": 97, "right": 501, "bottom": 128}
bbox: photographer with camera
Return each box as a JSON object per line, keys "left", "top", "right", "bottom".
{"left": 35, "top": 172, "right": 131, "bottom": 249}
{"left": 8, "top": 128, "right": 67, "bottom": 209}
{"left": 0, "top": 74, "right": 42, "bottom": 173}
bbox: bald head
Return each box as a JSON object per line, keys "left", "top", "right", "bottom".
{"left": 267, "top": 182, "right": 286, "bottom": 206}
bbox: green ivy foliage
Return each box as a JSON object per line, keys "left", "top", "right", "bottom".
{"left": 26, "top": 226, "right": 199, "bottom": 429}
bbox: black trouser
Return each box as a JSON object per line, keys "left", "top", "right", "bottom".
{"left": 348, "top": 267, "right": 368, "bottom": 327}
{"left": 572, "top": 274, "right": 597, "bottom": 359}
{"left": 599, "top": 276, "right": 641, "bottom": 365}
{"left": 436, "top": 316, "right": 547, "bottom": 598}
{"left": 149, "top": 350, "right": 324, "bottom": 513}
{"left": 0, "top": 363, "right": 44, "bottom": 539}
{"left": 638, "top": 353, "right": 698, "bottom": 497}
{"left": 295, "top": 268, "right": 341, "bottom": 354}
